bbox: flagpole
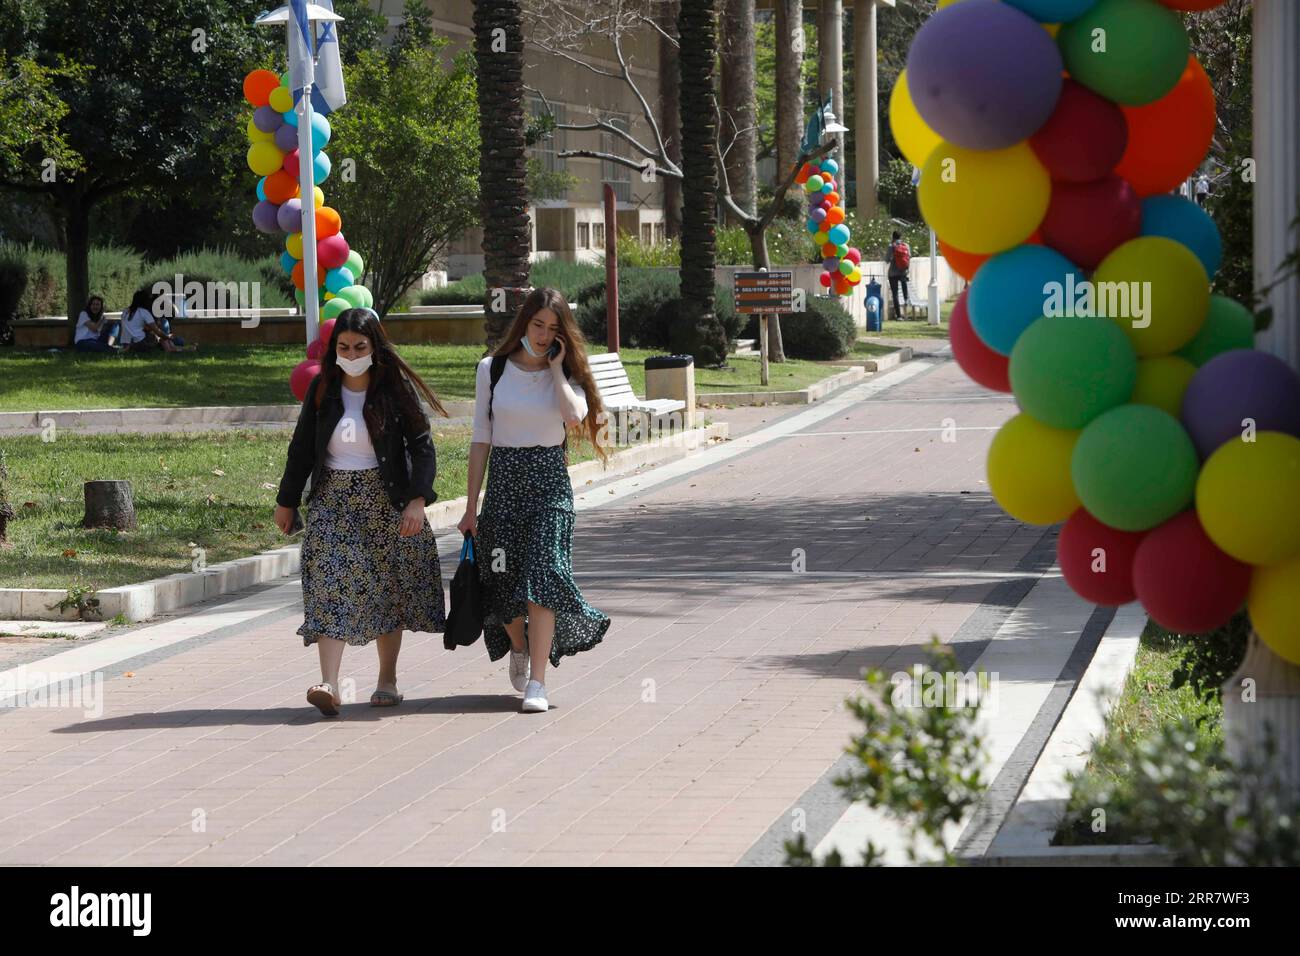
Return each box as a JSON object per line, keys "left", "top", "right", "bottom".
{"left": 293, "top": 22, "right": 320, "bottom": 346}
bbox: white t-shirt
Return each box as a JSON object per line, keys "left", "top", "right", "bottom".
{"left": 325, "top": 384, "right": 380, "bottom": 469}
{"left": 74, "top": 310, "right": 103, "bottom": 343}
{"left": 471, "top": 356, "right": 588, "bottom": 447}
{"left": 119, "top": 307, "right": 153, "bottom": 344}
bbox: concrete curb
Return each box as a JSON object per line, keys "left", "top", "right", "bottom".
{"left": 0, "top": 422, "right": 728, "bottom": 623}
{"left": 0, "top": 400, "right": 479, "bottom": 432}
{"left": 980, "top": 603, "right": 1149, "bottom": 863}
{"left": 697, "top": 366, "right": 865, "bottom": 407}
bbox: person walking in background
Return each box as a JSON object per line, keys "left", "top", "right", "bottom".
{"left": 458, "top": 287, "right": 612, "bottom": 714}
{"left": 274, "top": 308, "right": 448, "bottom": 717}
{"left": 1195, "top": 174, "right": 1211, "bottom": 206}
{"left": 886, "top": 231, "right": 911, "bottom": 320}
{"left": 72, "top": 295, "right": 118, "bottom": 353}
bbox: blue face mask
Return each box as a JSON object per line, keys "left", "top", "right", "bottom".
{"left": 520, "top": 335, "right": 542, "bottom": 358}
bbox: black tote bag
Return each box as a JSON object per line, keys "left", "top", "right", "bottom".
{"left": 443, "top": 531, "right": 485, "bottom": 649}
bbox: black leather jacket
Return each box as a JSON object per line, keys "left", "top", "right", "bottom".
{"left": 276, "top": 373, "right": 437, "bottom": 512}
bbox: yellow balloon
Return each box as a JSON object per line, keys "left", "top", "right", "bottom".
{"left": 1131, "top": 356, "right": 1196, "bottom": 418}
{"left": 889, "top": 70, "right": 943, "bottom": 169}
{"left": 324, "top": 291, "right": 335, "bottom": 301}
{"left": 1093, "top": 237, "right": 1210, "bottom": 357}
{"left": 246, "top": 117, "right": 274, "bottom": 143}
{"left": 247, "top": 141, "right": 285, "bottom": 177}
{"left": 814, "top": 230, "right": 829, "bottom": 245}
{"left": 313, "top": 186, "right": 325, "bottom": 208}
{"left": 919, "top": 142, "right": 1049, "bottom": 255}
{"left": 1197, "top": 431, "right": 1300, "bottom": 565}
{"left": 988, "top": 413, "right": 1081, "bottom": 525}
{"left": 286, "top": 232, "right": 304, "bottom": 259}
{"left": 847, "top": 268, "right": 861, "bottom": 283}
{"left": 1248, "top": 557, "right": 1300, "bottom": 665}
{"left": 268, "top": 85, "right": 294, "bottom": 113}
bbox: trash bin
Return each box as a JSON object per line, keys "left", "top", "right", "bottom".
{"left": 865, "top": 278, "right": 883, "bottom": 332}
{"left": 644, "top": 354, "right": 695, "bottom": 430}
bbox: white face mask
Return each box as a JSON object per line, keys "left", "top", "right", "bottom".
{"left": 336, "top": 353, "right": 373, "bottom": 376}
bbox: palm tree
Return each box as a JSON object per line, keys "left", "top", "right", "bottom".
{"left": 472, "top": 0, "right": 531, "bottom": 350}
{"left": 675, "top": 0, "right": 728, "bottom": 366}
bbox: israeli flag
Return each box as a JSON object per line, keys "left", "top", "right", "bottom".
{"left": 286, "top": 1, "right": 346, "bottom": 116}
{"left": 313, "top": 0, "right": 347, "bottom": 115}
{"left": 287, "top": 0, "right": 314, "bottom": 92}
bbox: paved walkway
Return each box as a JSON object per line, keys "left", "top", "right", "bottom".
{"left": 0, "top": 354, "right": 1098, "bottom": 866}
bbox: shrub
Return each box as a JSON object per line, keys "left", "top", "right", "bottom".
{"left": 0, "top": 249, "right": 26, "bottom": 326}
{"left": 576, "top": 268, "right": 741, "bottom": 353}
{"left": 418, "top": 259, "right": 602, "bottom": 307}
{"left": 743, "top": 295, "right": 856, "bottom": 360}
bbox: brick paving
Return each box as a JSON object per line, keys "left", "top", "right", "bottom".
{"left": 0, "top": 358, "right": 1046, "bottom": 866}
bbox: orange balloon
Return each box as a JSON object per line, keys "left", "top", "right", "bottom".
{"left": 821, "top": 242, "right": 838, "bottom": 257}
{"left": 1114, "top": 56, "right": 1215, "bottom": 198}
{"left": 825, "top": 191, "right": 840, "bottom": 207}
{"left": 939, "top": 230, "right": 1043, "bottom": 281}
{"left": 243, "top": 69, "right": 280, "bottom": 108}
{"left": 825, "top": 206, "right": 845, "bottom": 226}
{"left": 264, "top": 170, "right": 299, "bottom": 204}
{"left": 291, "top": 259, "right": 326, "bottom": 291}
{"left": 315, "top": 206, "right": 342, "bottom": 238}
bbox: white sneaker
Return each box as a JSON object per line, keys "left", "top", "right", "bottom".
{"left": 521, "top": 679, "right": 549, "bottom": 713}
{"left": 509, "top": 648, "right": 530, "bottom": 692}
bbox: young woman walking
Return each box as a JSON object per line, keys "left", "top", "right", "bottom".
{"left": 458, "top": 287, "right": 612, "bottom": 713}
{"left": 275, "top": 308, "right": 448, "bottom": 717}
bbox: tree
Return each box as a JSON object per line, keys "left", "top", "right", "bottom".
{"left": 473, "top": 0, "right": 532, "bottom": 350}
{"left": 0, "top": 0, "right": 274, "bottom": 341}
{"left": 719, "top": 0, "right": 757, "bottom": 224}
{"left": 327, "top": 37, "right": 480, "bottom": 316}
{"left": 657, "top": 0, "right": 682, "bottom": 239}
{"left": 676, "top": 0, "right": 728, "bottom": 366}
{"left": 769, "top": 0, "right": 810, "bottom": 193}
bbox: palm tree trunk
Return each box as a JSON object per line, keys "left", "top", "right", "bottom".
{"left": 472, "top": 0, "right": 531, "bottom": 350}
{"left": 677, "top": 0, "right": 729, "bottom": 366}
{"left": 658, "top": 0, "right": 682, "bottom": 240}
{"left": 720, "top": 0, "right": 757, "bottom": 221}
{"left": 774, "top": 0, "right": 805, "bottom": 194}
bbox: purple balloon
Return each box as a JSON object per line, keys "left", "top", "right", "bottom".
{"left": 252, "top": 200, "right": 281, "bottom": 234}
{"left": 822, "top": 256, "right": 840, "bottom": 271}
{"left": 1181, "top": 350, "right": 1300, "bottom": 459}
{"left": 906, "top": 0, "right": 1064, "bottom": 150}
{"left": 810, "top": 207, "right": 827, "bottom": 223}
{"left": 253, "top": 105, "right": 284, "bottom": 133}
{"left": 276, "top": 197, "right": 304, "bottom": 233}
{"left": 274, "top": 123, "right": 299, "bottom": 152}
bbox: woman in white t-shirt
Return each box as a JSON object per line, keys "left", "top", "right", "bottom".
{"left": 458, "top": 287, "right": 612, "bottom": 713}
{"left": 73, "top": 296, "right": 117, "bottom": 353}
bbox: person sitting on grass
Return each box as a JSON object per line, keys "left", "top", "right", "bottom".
{"left": 117, "top": 290, "right": 194, "bottom": 354}
{"left": 72, "top": 295, "right": 119, "bottom": 353}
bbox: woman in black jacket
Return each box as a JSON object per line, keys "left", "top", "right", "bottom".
{"left": 274, "top": 308, "right": 448, "bottom": 717}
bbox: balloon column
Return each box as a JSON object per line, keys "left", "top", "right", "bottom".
{"left": 894, "top": 0, "right": 1300, "bottom": 662}
{"left": 242, "top": 67, "right": 374, "bottom": 400}
{"left": 797, "top": 157, "right": 862, "bottom": 297}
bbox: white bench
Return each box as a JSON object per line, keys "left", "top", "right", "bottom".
{"left": 588, "top": 352, "right": 686, "bottom": 432}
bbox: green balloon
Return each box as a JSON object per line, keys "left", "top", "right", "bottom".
{"left": 1176, "top": 294, "right": 1255, "bottom": 366}
{"left": 1058, "top": 0, "right": 1189, "bottom": 107}
{"left": 1071, "top": 404, "right": 1199, "bottom": 532}
{"left": 337, "top": 285, "right": 368, "bottom": 308}
{"left": 321, "top": 297, "right": 350, "bottom": 319}
{"left": 346, "top": 251, "right": 365, "bottom": 278}
{"left": 1010, "top": 316, "right": 1137, "bottom": 430}
{"left": 294, "top": 287, "right": 305, "bottom": 306}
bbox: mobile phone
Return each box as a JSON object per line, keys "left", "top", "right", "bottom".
{"left": 289, "top": 510, "right": 304, "bottom": 535}
{"left": 548, "top": 340, "right": 561, "bottom": 359}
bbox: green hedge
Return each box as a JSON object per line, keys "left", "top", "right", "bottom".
{"left": 575, "top": 268, "right": 742, "bottom": 351}
{"left": 419, "top": 259, "right": 603, "bottom": 306}
{"left": 742, "top": 296, "right": 857, "bottom": 360}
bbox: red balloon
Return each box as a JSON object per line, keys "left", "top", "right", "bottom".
{"left": 289, "top": 360, "right": 320, "bottom": 402}
{"left": 1157, "top": 1, "right": 1226, "bottom": 10}
{"left": 1132, "top": 510, "right": 1251, "bottom": 633}
{"left": 317, "top": 318, "right": 336, "bottom": 345}
{"left": 1040, "top": 175, "right": 1142, "bottom": 271}
{"left": 1030, "top": 80, "right": 1128, "bottom": 184}
{"left": 317, "top": 234, "right": 351, "bottom": 269}
{"left": 1058, "top": 509, "right": 1145, "bottom": 606}
{"left": 306, "top": 338, "right": 325, "bottom": 361}
{"left": 948, "top": 290, "right": 1010, "bottom": 392}
{"left": 844, "top": 247, "right": 862, "bottom": 265}
{"left": 1114, "top": 57, "right": 1215, "bottom": 197}
{"left": 283, "top": 148, "right": 300, "bottom": 179}
{"left": 818, "top": 272, "right": 832, "bottom": 287}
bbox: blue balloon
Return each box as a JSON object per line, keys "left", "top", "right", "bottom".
{"left": 827, "top": 223, "right": 850, "bottom": 245}
{"left": 969, "top": 245, "right": 1086, "bottom": 356}
{"left": 1003, "top": 0, "right": 1098, "bottom": 23}
{"left": 256, "top": 177, "right": 268, "bottom": 202}
{"left": 820, "top": 158, "right": 839, "bottom": 176}
{"left": 1140, "top": 195, "right": 1222, "bottom": 278}
{"left": 806, "top": 218, "right": 820, "bottom": 234}
{"left": 280, "top": 250, "right": 298, "bottom": 274}
{"left": 312, "top": 150, "right": 331, "bottom": 185}
{"left": 325, "top": 266, "right": 355, "bottom": 295}
{"left": 282, "top": 109, "right": 298, "bottom": 127}
{"left": 310, "top": 112, "right": 332, "bottom": 150}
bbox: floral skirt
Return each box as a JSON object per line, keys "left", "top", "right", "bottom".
{"left": 298, "top": 467, "right": 446, "bottom": 646}
{"left": 475, "top": 445, "right": 611, "bottom": 667}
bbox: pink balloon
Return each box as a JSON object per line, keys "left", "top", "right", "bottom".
{"left": 306, "top": 338, "right": 324, "bottom": 361}
{"left": 290, "top": 359, "right": 320, "bottom": 402}
{"left": 317, "top": 318, "right": 336, "bottom": 345}
{"left": 845, "top": 247, "right": 862, "bottom": 265}
{"left": 283, "top": 148, "right": 300, "bottom": 179}
{"left": 317, "top": 234, "right": 351, "bottom": 269}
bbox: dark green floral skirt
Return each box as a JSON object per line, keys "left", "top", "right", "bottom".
{"left": 298, "top": 467, "right": 446, "bottom": 646}
{"left": 475, "top": 444, "right": 610, "bottom": 667}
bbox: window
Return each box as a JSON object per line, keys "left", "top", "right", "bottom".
{"left": 600, "top": 112, "right": 632, "bottom": 203}
{"left": 654, "top": 222, "right": 665, "bottom": 244}
{"left": 593, "top": 222, "right": 605, "bottom": 247}
{"left": 641, "top": 224, "right": 653, "bottom": 244}
{"left": 526, "top": 96, "right": 566, "bottom": 173}
{"left": 577, "top": 222, "right": 590, "bottom": 249}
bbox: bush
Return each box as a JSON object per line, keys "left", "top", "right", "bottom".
{"left": 576, "top": 268, "right": 741, "bottom": 353}
{"left": 743, "top": 295, "right": 856, "bottom": 360}
{"left": 419, "top": 259, "right": 602, "bottom": 307}
{"left": 0, "top": 249, "right": 26, "bottom": 326}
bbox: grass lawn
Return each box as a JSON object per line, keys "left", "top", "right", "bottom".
{"left": 0, "top": 343, "right": 844, "bottom": 412}
{"left": 849, "top": 341, "right": 899, "bottom": 357}
{"left": 0, "top": 423, "right": 629, "bottom": 591}
{"left": 859, "top": 298, "right": 958, "bottom": 341}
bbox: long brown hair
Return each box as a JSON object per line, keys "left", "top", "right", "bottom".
{"left": 490, "top": 287, "right": 609, "bottom": 463}
{"left": 315, "top": 309, "right": 449, "bottom": 439}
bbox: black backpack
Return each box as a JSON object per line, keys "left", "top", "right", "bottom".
{"left": 488, "top": 354, "right": 569, "bottom": 456}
